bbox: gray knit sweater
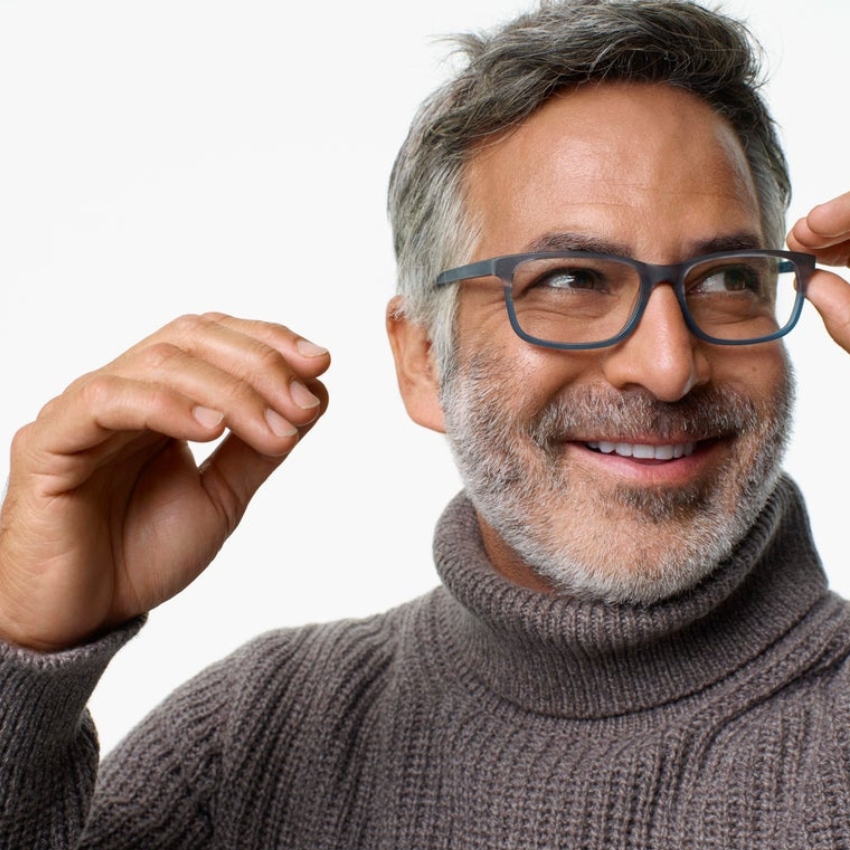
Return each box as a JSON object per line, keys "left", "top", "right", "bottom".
{"left": 3, "top": 476, "right": 850, "bottom": 848}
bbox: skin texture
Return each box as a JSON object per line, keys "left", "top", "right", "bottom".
{"left": 388, "top": 83, "right": 838, "bottom": 600}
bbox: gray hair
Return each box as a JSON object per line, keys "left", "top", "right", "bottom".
{"left": 387, "top": 0, "right": 791, "bottom": 379}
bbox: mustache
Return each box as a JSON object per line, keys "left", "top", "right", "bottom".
{"left": 526, "top": 385, "right": 765, "bottom": 448}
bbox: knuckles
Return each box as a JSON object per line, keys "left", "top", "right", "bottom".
{"left": 146, "top": 314, "right": 298, "bottom": 378}
{"left": 9, "top": 420, "right": 38, "bottom": 461}
{"left": 135, "top": 341, "right": 186, "bottom": 372}
{"left": 248, "top": 339, "right": 289, "bottom": 375}
{"left": 168, "top": 312, "right": 212, "bottom": 338}
{"left": 75, "top": 373, "right": 128, "bottom": 410}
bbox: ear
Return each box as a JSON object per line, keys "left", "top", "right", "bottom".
{"left": 386, "top": 296, "right": 446, "bottom": 433}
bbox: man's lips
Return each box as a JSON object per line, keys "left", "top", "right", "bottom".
{"left": 584, "top": 440, "right": 698, "bottom": 461}
{"left": 568, "top": 437, "right": 727, "bottom": 480}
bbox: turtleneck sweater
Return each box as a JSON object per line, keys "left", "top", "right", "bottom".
{"left": 2, "top": 476, "right": 850, "bottom": 847}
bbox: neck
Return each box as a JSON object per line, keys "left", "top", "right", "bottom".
{"left": 477, "top": 519, "right": 556, "bottom": 593}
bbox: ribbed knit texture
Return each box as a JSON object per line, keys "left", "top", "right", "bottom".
{"left": 3, "top": 476, "right": 850, "bottom": 848}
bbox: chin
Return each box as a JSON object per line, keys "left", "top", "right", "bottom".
{"left": 476, "top": 460, "right": 785, "bottom": 605}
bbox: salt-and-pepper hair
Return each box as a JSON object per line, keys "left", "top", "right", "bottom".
{"left": 387, "top": 0, "right": 791, "bottom": 379}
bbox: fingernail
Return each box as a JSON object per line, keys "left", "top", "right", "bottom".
{"left": 296, "top": 338, "right": 328, "bottom": 357}
{"left": 193, "top": 406, "right": 224, "bottom": 429}
{"left": 264, "top": 408, "right": 298, "bottom": 437}
{"left": 290, "top": 380, "right": 321, "bottom": 409}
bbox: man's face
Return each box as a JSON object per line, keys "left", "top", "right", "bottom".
{"left": 441, "top": 83, "right": 792, "bottom": 602}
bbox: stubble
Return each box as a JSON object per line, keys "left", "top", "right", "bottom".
{"left": 441, "top": 350, "right": 795, "bottom": 604}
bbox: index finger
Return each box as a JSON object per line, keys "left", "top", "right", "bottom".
{"left": 197, "top": 313, "right": 332, "bottom": 379}
{"left": 787, "top": 191, "right": 850, "bottom": 262}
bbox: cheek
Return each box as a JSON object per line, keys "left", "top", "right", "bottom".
{"left": 459, "top": 337, "right": 606, "bottom": 421}
{"left": 456, "top": 293, "right": 617, "bottom": 411}
{"left": 710, "top": 345, "right": 789, "bottom": 405}
{"left": 514, "top": 350, "right": 603, "bottom": 405}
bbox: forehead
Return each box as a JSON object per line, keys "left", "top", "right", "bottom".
{"left": 463, "top": 83, "right": 763, "bottom": 262}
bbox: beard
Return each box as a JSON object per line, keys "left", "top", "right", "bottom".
{"left": 441, "top": 350, "right": 795, "bottom": 605}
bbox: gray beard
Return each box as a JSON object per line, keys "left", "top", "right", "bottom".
{"left": 441, "top": 353, "right": 795, "bottom": 604}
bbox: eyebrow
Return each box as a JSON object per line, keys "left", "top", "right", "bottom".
{"left": 526, "top": 233, "right": 631, "bottom": 255}
{"left": 524, "top": 231, "right": 765, "bottom": 259}
{"left": 694, "top": 233, "right": 765, "bottom": 254}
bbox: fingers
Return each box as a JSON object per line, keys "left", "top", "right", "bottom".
{"left": 57, "top": 313, "right": 329, "bottom": 451}
{"left": 786, "top": 192, "right": 850, "bottom": 351}
{"left": 787, "top": 191, "right": 850, "bottom": 267}
{"left": 120, "top": 312, "right": 330, "bottom": 421}
{"left": 197, "top": 312, "right": 332, "bottom": 379}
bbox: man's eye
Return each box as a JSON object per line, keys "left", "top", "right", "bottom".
{"left": 531, "top": 268, "right": 606, "bottom": 291}
{"left": 693, "top": 265, "right": 761, "bottom": 294}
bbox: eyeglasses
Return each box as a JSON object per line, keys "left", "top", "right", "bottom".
{"left": 435, "top": 249, "right": 816, "bottom": 350}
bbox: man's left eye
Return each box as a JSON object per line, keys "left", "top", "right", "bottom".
{"left": 692, "top": 265, "right": 760, "bottom": 294}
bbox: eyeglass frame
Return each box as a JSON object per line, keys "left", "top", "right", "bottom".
{"left": 435, "top": 248, "right": 816, "bottom": 350}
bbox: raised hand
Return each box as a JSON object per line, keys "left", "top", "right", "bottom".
{"left": 787, "top": 192, "right": 850, "bottom": 351}
{"left": 0, "top": 313, "right": 330, "bottom": 652}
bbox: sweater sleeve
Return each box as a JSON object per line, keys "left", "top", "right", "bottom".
{"left": 0, "top": 620, "right": 143, "bottom": 849}
{"left": 0, "top": 619, "right": 237, "bottom": 850}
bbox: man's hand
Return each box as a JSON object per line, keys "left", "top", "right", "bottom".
{"left": 0, "top": 313, "right": 330, "bottom": 652}
{"left": 787, "top": 191, "right": 850, "bottom": 350}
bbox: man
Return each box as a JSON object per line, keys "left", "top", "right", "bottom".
{"left": 2, "top": 0, "right": 850, "bottom": 845}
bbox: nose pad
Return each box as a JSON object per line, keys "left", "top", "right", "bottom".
{"left": 602, "top": 283, "right": 709, "bottom": 401}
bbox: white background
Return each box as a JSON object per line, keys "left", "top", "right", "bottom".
{"left": 0, "top": 0, "right": 847, "bottom": 755}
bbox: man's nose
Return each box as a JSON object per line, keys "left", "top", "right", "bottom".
{"left": 600, "top": 284, "right": 710, "bottom": 401}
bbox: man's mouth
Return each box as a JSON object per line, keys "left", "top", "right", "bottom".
{"left": 584, "top": 440, "right": 698, "bottom": 460}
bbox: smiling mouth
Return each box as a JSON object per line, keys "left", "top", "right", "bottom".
{"left": 585, "top": 440, "right": 698, "bottom": 460}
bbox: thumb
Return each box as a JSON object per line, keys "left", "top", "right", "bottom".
{"left": 804, "top": 269, "right": 850, "bottom": 352}
{"left": 196, "top": 379, "right": 329, "bottom": 536}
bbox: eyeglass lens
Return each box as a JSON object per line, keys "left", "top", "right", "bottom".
{"left": 508, "top": 254, "right": 798, "bottom": 345}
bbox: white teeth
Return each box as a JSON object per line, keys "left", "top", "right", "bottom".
{"left": 632, "top": 444, "right": 656, "bottom": 460}
{"left": 586, "top": 441, "right": 696, "bottom": 460}
{"left": 654, "top": 444, "right": 675, "bottom": 461}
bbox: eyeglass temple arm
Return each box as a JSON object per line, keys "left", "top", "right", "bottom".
{"left": 435, "top": 259, "right": 498, "bottom": 286}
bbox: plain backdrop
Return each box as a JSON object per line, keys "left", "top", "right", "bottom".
{"left": 0, "top": 0, "right": 847, "bottom": 755}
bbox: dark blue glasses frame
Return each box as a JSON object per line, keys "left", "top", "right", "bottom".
{"left": 435, "top": 249, "right": 816, "bottom": 350}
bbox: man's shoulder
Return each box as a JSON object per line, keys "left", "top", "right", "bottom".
{"left": 211, "top": 587, "right": 446, "bottom": 723}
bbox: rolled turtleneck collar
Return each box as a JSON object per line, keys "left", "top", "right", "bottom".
{"left": 432, "top": 475, "right": 833, "bottom": 719}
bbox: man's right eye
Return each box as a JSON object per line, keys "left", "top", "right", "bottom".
{"left": 530, "top": 267, "right": 606, "bottom": 291}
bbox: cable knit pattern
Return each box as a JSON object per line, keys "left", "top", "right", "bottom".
{"left": 2, "top": 476, "right": 850, "bottom": 847}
